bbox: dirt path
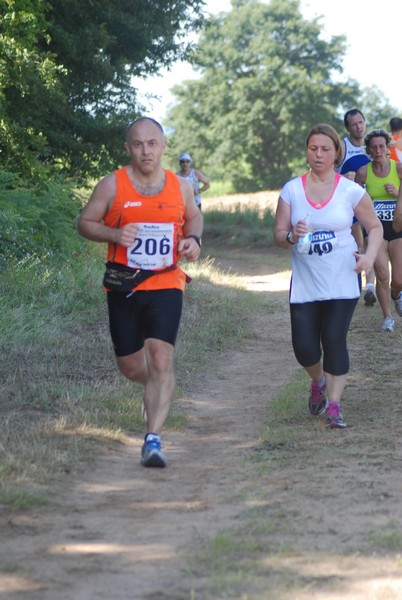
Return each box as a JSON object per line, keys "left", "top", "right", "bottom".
{"left": 2, "top": 249, "right": 402, "bottom": 599}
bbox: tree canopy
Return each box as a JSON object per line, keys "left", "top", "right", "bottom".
{"left": 1, "top": 0, "right": 398, "bottom": 189}
{"left": 0, "top": 0, "right": 206, "bottom": 179}
{"left": 165, "top": 0, "right": 370, "bottom": 190}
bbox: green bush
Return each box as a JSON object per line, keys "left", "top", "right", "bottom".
{"left": 0, "top": 171, "right": 83, "bottom": 267}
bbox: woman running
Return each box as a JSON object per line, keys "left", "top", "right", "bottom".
{"left": 355, "top": 129, "right": 402, "bottom": 332}
{"left": 274, "top": 124, "right": 382, "bottom": 428}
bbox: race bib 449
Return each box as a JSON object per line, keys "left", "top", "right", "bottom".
{"left": 308, "top": 231, "right": 338, "bottom": 256}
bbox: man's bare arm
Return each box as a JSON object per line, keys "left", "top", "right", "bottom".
{"left": 77, "top": 174, "right": 139, "bottom": 247}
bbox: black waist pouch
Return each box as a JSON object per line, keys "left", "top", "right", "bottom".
{"left": 103, "top": 262, "right": 175, "bottom": 293}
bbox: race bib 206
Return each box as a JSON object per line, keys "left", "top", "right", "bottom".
{"left": 127, "top": 222, "right": 174, "bottom": 269}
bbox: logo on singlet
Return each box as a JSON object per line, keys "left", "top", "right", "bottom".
{"left": 124, "top": 201, "right": 142, "bottom": 208}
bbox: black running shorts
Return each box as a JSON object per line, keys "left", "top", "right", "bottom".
{"left": 363, "top": 221, "right": 402, "bottom": 242}
{"left": 107, "top": 289, "right": 183, "bottom": 357}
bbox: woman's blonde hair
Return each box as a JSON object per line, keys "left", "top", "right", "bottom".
{"left": 306, "top": 123, "right": 343, "bottom": 167}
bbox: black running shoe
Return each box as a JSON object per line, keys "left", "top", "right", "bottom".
{"left": 364, "top": 288, "right": 376, "bottom": 307}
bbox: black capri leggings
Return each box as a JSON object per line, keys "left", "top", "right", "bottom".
{"left": 290, "top": 298, "right": 359, "bottom": 376}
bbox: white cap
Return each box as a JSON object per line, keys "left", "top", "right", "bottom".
{"left": 179, "top": 152, "right": 192, "bottom": 162}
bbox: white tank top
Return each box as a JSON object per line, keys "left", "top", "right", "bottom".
{"left": 176, "top": 169, "right": 201, "bottom": 205}
{"left": 280, "top": 174, "right": 365, "bottom": 303}
{"left": 336, "top": 137, "right": 370, "bottom": 175}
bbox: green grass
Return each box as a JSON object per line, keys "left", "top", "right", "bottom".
{"left": 203, "top": 180, "right": 235, "bottom": 198}
{"left": 0, "top": 201, "right": 278, "bottom": 518}
{"left": 203, "top": 204, "right": 276, "bottom": 247}
{"left": 0, "top": 486, "right": 50, "bottom": 511}
{"left": 0, "top": 202, "right": 278, "bottom": 512}
{"left": 369, "top": 526, "right": 402, "bottom": 551}
{"left": 0, "top": 243, "right": 267, "bottom": 507}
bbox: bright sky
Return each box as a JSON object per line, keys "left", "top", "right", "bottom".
{"left": 134, "top": 0, "right": 402, "bottom": 121}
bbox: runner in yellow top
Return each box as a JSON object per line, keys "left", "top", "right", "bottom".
{"left": 356, "top": 129, "right": 402, "bottom": 332}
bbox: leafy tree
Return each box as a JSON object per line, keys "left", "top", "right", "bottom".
{"left": 0, "top": 0, "right": 65, "bottom": 176}
{"left": 0, "top": 0, "right": 206, "bottom": 179}
{"left": 359, "top": 85, "right": 399, "bottom": 132}
{"left": 166, "top": 0, "right": 363, "bottom": 191}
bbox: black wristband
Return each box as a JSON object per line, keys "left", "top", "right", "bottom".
{"left": 185, "top": 235, "right": 202, "bottom": 247}
{"left": 286, "top": 231, "right": 296, "bottom": 245}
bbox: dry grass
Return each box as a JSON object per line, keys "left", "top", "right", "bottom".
{"left": 204, "top": 190, "right": 280, "bottom": 215}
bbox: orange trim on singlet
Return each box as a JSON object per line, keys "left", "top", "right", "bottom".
{"left": 301, "top": 172, "right": 341, "bottom": 209}
{"left": 389, "top": 134, "right": 401, "bottom": 162}
{"left": 103, "top": 167, "right": 187, "bottom": 291}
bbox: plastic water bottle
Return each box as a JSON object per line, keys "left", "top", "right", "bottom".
{"left": 296, "top": 214, "right": 313, "bottom": 254}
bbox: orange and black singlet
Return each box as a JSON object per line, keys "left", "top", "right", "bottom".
{"left": 103, "top": 167, "right": 187, "bottom": 291}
